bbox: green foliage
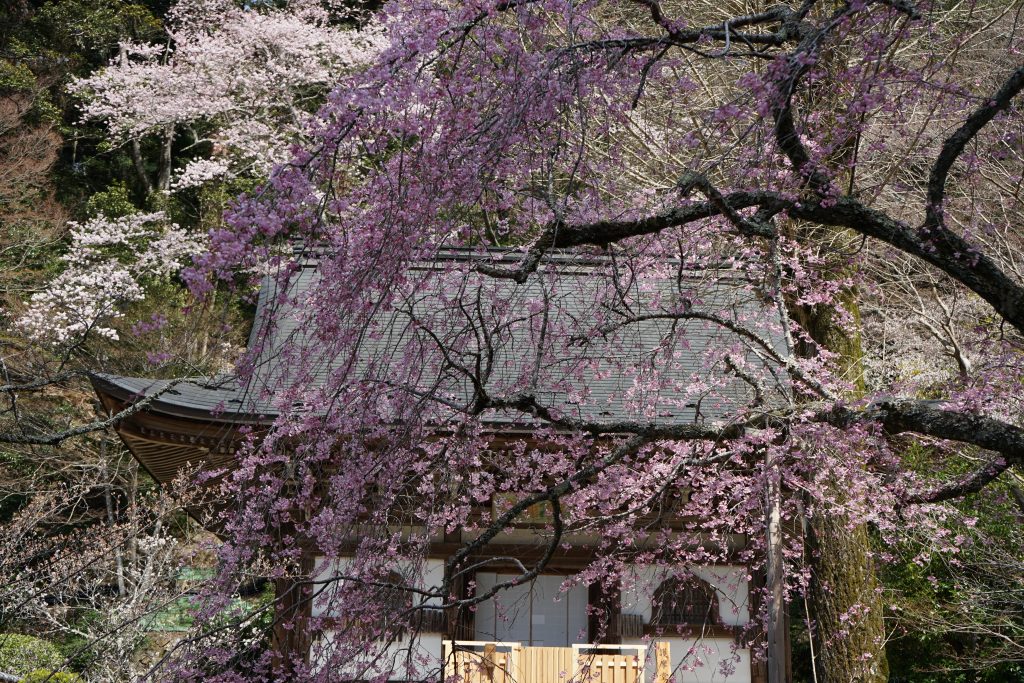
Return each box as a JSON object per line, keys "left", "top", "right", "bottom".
{"left": 141, "top": 596, "right": 196, "bottom": 633}
{"left": 29, "top": 1, "right": 164, "bottom": 66}
{"left": 85, "top": 182, "right": 137, "bottom": 219}
{"left": 879, "top": 442, "right": 1024, "bottom": 681}
{"left": 0, "top": 0, "right": 169, "bottom": 209}
{"left": 0, "top": 634, "right": 63, "bottom": 677}
{"left": 19, "top": 670, "right": 80, "bottom": 683}
{"left": 0, "top": 60, "right": 36, "bottom": 94}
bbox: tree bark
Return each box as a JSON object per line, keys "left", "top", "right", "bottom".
{"left": 765, "top": 446, "right": 789, "bottom": 683}
{"left": 794, "top": 275, "right": 889, "bottom": 683}
{"left": 806, "top": 509, "right": 888, "bottom": 683}
{"left": 155, "top": 124, "right": 174, "bottom": 194}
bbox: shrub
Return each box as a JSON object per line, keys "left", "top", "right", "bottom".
{"left": 0, "top": 635, "right": 62, "bottom": 677}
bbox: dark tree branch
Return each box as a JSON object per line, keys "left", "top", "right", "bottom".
{"left": 1009, "top": 484, "right": 1024, "bottom": 515}
{"left": 822, "top": 399, "right": 1024, "bottom": 468}
{"left": 476, "top": 184, "right": 1024, "bottom": 331}
{"left": 770, "top": 3, "right": 854, "bottom": 192}
{"left": 789, "top": 197, "right": 1024, "bottom": 333}
{"left": 905, "top": 457, "right": 1010, "bottom": 505}
{"left": 630, "top": 1, "right": 798, "bottom": 47}
{"left": 926, "top": 64, "right": 1024, "bottom": 229}
{"left": 444, "top": 433, "right": 646, "bottom": 583}
{"left": 676, "top": 172, "right": 778, "bottom": 237}
{"left": 481, "top": 391, "right": 746, "bottom": 440}
{"left": 0, "top": 370, "right": 88, "bottom": 393}
{"left": 553, "top": 191, "right": 779, "bottom": 246}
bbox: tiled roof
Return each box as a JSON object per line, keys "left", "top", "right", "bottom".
{"left": 97, "top": 249, "right": 789, "bottom": 428}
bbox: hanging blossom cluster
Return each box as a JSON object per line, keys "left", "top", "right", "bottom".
{"left": 169, "top": 0, "right": 1024, "bottom": 680}
{"left": 19, "top": 213, "right": 200, "bottom": 344}
{"left": 71, "top": 0, "right": 387, "bottom": 186}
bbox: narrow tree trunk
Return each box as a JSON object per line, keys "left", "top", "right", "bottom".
{"left": 765, "top": 446, "right": 789, "bottom": 683}
{"left": 271, "top": 554, "right": 314, "bottom": 679}
{"left": 119, "top": 44, "right": 155, "bottom": 197}
{"left": 155, "top": 124, "right": 174, "bottom": 194}
{"left": 129, "top": 138, "right": 153, "bottom": 196}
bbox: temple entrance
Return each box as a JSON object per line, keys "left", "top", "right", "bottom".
{"left": 473, "top": 573, "right": 589, "bottom": 647}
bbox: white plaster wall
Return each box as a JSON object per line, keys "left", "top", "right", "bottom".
{"left": 474, "top": 572, "right": 589, "bottom": 646}
{"left": 309, "top": 558, "right": 752, "bottom": 681}
{"left": 310, "top": 555, "right": 447, "bottom": 680}
{"left": 619, "top": 565, "right": 750, "bottom": 627}
{"left": 618, "top": 565, "right": 752, "bottom": 683}
{"left": 622, "top": 637, "right": 751, "bottom": 683}
{"left": 311, "top": 555, "right": 447, "bottom": 617}
{"left": 313, "top": 629, "right": 443, "bottom": 680}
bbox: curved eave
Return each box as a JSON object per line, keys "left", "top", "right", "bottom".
{"left": 91, "top": 373, "right": 278, "bottom": 425}
{"left": 92, "top": 373, "right": 253, "bottom": 487}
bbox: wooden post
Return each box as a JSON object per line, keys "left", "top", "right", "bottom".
{"left": 510, "top": 644, "right": 523, "bottom": 683}
{"left": 654, "top": 642, "right": 671, "bottom": 683}
{"left": 483, "top": 642, "right": 497, "bottom": 682}
{"left": 271, "top": 553, "right": 315, "bottom": 679}
{"left": 765, "top": 447, "right": 789, "bottom": 683}
{"left": 588, "top": 581, "right": 622, "bottom": 644}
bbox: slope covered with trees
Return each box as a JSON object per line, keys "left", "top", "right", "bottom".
{"left": 1, "top": 1, "right": 381, "bottom": 680}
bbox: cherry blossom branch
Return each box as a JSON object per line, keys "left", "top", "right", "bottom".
{"left": 819, "top": 399, "right": 1024, "bottom": 497}
{"left": 446, "top": 496, "right": 564, "bottom": 608}
{"left": 442, "top": 434, "right": 647, "bottom": 579}
{"left": 0, "top": 376, "right": 187, "bottom": 446}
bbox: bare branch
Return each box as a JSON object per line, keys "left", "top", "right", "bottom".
{"left": 906, "top": 457, "right": 1011, "bottom": 504}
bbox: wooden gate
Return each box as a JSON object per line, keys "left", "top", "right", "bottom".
{"left": 519, "top": 646, "right": 574, "bottom": 683}
{"left": 442, "top": 640, "right": 519, "bottom": 683}
{"left": 572, "top": 645, "right": 644, "bottom": 683}
{"left": 442, "top": 641, "right": 664, "bottom": 683}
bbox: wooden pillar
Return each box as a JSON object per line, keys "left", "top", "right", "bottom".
{"left": 587, "top": 581, "right": 622, "bottom": 644}
{"left": 748, "top": 570, "right": 769, "bottom": 683}
{"left": 446, "top": 559, "right": 476, "bottom": 641}
{"left": 271, "top": 553, "right": 315, "bottom": 679}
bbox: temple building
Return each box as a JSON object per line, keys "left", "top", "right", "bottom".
{"left": 93, "top": 250, "right": 789, "bottom": 683}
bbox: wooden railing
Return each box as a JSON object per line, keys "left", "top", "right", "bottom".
{"left": 442, "top": 640, "right": 671, "bottom": 683}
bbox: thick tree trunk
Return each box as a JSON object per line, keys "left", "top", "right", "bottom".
{"left": 791, "top": 240, "right": 889, "bottom": 683}
{"left": 806, "top": 505, "right": 888, "bottom": 683}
